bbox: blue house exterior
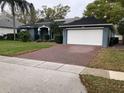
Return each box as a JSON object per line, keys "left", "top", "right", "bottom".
{"left": 17, "top": 18, "right": 79, "bottom": 41}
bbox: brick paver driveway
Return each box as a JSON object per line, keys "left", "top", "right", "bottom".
{"left": 18, "top": 45, "right": 101, "bottom": 66}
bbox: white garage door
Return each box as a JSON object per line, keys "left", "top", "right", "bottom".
{"left": 67, "top": 29, "right": 103, "bottom": 46}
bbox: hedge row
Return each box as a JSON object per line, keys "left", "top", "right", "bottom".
{"left": 0, "top": 33, "right": 63, "bottom": 44}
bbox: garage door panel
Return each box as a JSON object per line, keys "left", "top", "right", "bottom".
{"left": 67, "top": 29, "right": 103, "bottom": 46}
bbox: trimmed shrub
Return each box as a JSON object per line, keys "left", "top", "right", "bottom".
{"left": 6, "top": 34, "right": 13, "bottom": 40}
{"left": 0, "top": 35, "right": 3, "bottom": 40}
{"left": 18, "top": 31, "right": 30, "bottom": 42}
{"left": 6, "top": 33, "right": 18, "bottom": 40}
{"left": 109, "top": 37, "right": 119, "bottom": 46}
{"left": 55, "top": 35, "right": 63, "bottom": 44}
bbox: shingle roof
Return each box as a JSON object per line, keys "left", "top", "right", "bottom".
{"left": 0, "top": 15, "right": 23, "bottom": 28}
{"left": 18, "top": 18, "right": 80, "bottom": 29}
{"left": 64, "top": 16, "right": 106, "bottom": 25}
{"left": 55, "top": 17, "right": 80, "bottom": 24}
{"left": 60, "top": 17, "right": 114, "bottom": 31}
{"left": 18, "top": 22, "right": 51, "bottom": 29}
{"left": 37, "top": 17, "right": 80, "bottom": 24}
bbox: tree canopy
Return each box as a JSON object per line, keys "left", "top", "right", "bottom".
{"left": 16, "top": 9, "right": 41, "bottom": 24}
{"left": 84, "top": 0, "right": 124, "bottom": 24}
{"left": 118, "top": 19, "right": 124, "bottom": 35}
{"left": 108, "top": 0, "right": 124, "bottom": 6}
{"left": 50, "top": 22, "right": 63, "bottom": 36}
{"left": 0, "top": 0, "right": 33, "bottom": 15}
{"left": 41, "top": 4, "right": 70, "bottom": 21}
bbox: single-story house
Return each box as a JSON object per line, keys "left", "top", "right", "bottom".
{"left": 60, "top": 17, "right": 115, "bottom": 48}
{"left": 17, "top": 18, "right": 80, "bottom": 41}
{"left": 0, "top": 14, "right": 23, "bottom": 36}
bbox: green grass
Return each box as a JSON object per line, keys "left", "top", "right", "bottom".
{"left": 88, "top": 48, "right": 124, "bottom": 72}
{"left": 80, "top": 75, "right": 124, "bottom": 93}
{"left": 0, "top": 40, "right": 54, "bottom": 56}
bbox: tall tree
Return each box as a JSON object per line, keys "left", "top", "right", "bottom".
{"left": 29, "top": 7, "right": 40, "bottom": 24}
{"left": 0, "top": 0, "right": 34, "bottom": 40}
{"left": 41, "top": 4, "right": 70, "bottom": 21}
{"left": 84, "top": 0, "right": 124, "bottom": 24}
{"left": 16, "top": 9, "right": 41, "bottom": 24}
{"left": 50, "top": 21, "right": 63, "bottom": 38}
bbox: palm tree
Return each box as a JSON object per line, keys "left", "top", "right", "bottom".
{"left": 0, "top": 0, "right": 34, "bottom": 40}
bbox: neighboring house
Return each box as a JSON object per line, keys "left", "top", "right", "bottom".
{"left": 17, "top": 18, "right": 80, "bottom": 41}
{"left": 0, "top": 15, "right": 23, "bottom": 36}
{"left": 115, "top": 35, "right": 123, "bottom": 41}
{"left": 60, "top": 17, "right": 115, "bottom": 48}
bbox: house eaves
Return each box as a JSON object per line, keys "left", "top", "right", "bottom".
{"left": 59, "top": 24, "right": 113, "bottom": 28}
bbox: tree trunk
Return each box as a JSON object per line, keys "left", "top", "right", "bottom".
{"left": 12, "top": 7, "right": 16, "bottom": 40}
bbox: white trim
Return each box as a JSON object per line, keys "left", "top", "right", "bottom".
{"left": 66, "top": 27, "right": 104, "bottom": 30}
{"left": 59, "top": 24, "right": 113, "bottom": 28}
{"left": 38, "top": 25, "right": 50, "bottom": 36}
{"left": 38, "top": 25, "right": 50, "bottom": 31}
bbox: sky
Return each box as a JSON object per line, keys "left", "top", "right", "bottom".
{"left": 27, "top": 0, "right": 95, "bottom": 18}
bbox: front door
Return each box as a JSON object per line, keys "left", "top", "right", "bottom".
{"left": 40, "top": 27, "right": 48, "bottom": 40}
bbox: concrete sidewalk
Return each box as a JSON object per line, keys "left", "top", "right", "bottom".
{"left": 0, "top": 56, "right": 124, "bottom": 81}
{"left": 0, "top": 56, "right": 87, "bottom": 93}
{"left": 80, "top": 67, "right": 124, "bottom": 81}
{"left": 0, "top": 56, "right": 85, "bottom": 74}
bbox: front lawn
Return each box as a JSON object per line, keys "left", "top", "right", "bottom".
{"left": 0, "top": 40, "right": 54, "bottom": 56}
{"left": 88, "top": 48, "right": 124, "bottom": 72}
{"left": 80, "top": 75, "right": 124, "bottom": 93}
